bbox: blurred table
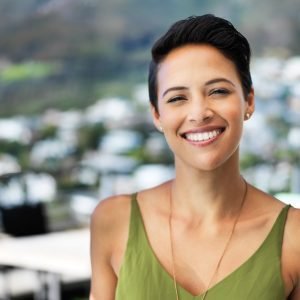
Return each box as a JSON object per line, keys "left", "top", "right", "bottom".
{"left": 0, "top": 228, "right": 90, "bottom": 300}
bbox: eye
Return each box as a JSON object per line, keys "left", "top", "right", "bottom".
{"left": 209, "top": 88, "right": 231, "bottom": 96}
{"left": 167, "top": 95, "right": 187, "bottom": 103}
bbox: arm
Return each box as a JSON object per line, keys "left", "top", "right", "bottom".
{"left": 287, "top": 208, "right": 300, "bottom": 300}
{"left": 89, "top": 199, "right": 117, "bottom": 300}
{"left": 89, "top": 195, "right": 131, "bottom": 300}
{"left": 289, "top": 285, "right": 300, "bottom": 300}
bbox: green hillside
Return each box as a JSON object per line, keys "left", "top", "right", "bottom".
{"left": 0, "top": 0, "right": 299, "bottom": 116}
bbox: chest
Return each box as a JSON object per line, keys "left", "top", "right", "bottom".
{"left": 115, "top": 221, "right": 288, "bottom": 300}
{"left": 146, "top": 218, "right": 276, "bottom": 295}
{"left": 114, "top": 202, "right": 295, "bottom": 298}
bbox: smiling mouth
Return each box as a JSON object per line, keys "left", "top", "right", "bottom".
{"left": 181, "top": 128, "right": 225, "bottom": 142}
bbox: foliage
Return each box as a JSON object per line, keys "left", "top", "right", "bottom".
{"left": 0, "top": 140, "right": 28, "bottom": 159}
{"left": 77, "top": 123, "right": 107, "bottom": 153}
{"left": 0, "top": 140, "right": 31, "bottom": 170}
{"left": 0, "top": 0, "right": 300, "bottom": 115}
{"left": 37, "top": 124, "right": 58, "bottom": 140}
{"left": 274, "top": 148, "right": 300, "bottom": 164}
{"left": 266, "top": 116, "right": 290, "bottom": 139}
{"left": 240, "top": 153, "right": 266, "bottom": 170}
{"left": 0, "top": 62, "right": 59, "bottom": 82}
{"left": 58, "top": 176, "right": 96, "bottom": 191}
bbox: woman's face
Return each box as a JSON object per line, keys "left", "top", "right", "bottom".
{"left": 152, "top": 44, "right": 254, "bottom": 172}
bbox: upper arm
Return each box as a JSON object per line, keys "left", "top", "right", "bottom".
{"left": 89, "top": 195, "right": 131, "bottom": 300}
{"left": 289, "top": 285, "right": 300, "bottom": 300}
{"left": 286, "top": 208, "right": 300, "bottom": 299}
{"left": 90, "top": 199, "right": 117, "bottom": 300}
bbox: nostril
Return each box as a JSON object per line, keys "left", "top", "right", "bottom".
{"left": 188, "top": 111, "right": 214, "bottom": 123}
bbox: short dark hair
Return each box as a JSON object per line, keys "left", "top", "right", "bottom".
{"left": 148, "top": 14, "right": 252, "bottom": 112}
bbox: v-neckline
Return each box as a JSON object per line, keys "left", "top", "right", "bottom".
{"left": 135, "top": 198, "right": 288, "bottom": 298}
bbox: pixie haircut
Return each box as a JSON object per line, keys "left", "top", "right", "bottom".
{"left": 148, "top": 14, "right": 252, "bottom": 112}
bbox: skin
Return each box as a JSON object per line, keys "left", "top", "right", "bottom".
{"left": 90, "top": 44, "right": 300, "bottom": 299}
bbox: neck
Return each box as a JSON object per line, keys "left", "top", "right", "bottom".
{"left": 172, "top": 155, "right": 246, "bottom": 223}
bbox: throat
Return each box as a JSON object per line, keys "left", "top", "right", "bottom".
{"left": 168, "top": 179, "right": 248, "bottom": 299}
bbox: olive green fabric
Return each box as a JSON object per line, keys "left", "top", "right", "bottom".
{"left": 115, "top": 194, "right": 289, "bottom": 299}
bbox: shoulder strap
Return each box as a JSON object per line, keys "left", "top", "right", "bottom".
{"left": 126, "top": 193, "right": 150, "bottom": 251}
{"left": 276, "top": 204, "right": 291, "bottom": 257}
{"left": 262, "top": 204, "right": 291, "bottom": 258}
{"left": 115, "top": 194, "right": 151, "bottom": 299}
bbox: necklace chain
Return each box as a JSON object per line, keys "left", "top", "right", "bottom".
{"left": 168, "top": 179, "right": 248, "bottom": 300}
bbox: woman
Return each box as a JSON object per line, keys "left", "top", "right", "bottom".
{"left": 90, "top": 15, "right": 300, "bottom": 299}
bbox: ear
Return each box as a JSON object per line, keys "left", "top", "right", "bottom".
{"left": 150, "top": 105, "right": 162, "bottom": 132}
{"left": 245, "top": 87, "right": 255, "bottom": 116}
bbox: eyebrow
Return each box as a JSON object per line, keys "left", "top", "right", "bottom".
{"left": 205, "top": 78, "right": 235, "bottom": 87}
{"left": 162, "top": 86, "right": 188, "bottom": 98}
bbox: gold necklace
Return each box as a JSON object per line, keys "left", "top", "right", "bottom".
{"left": 168, "top": 179, "right": 248, "bottom": 300}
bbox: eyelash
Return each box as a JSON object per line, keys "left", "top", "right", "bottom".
{"left": 167, "top": 88, "right": 230, "bottom": 103}
{"left": 167, "top": 96, "right": 186, "bottom": 103}
{"left": 209, "top": 88, "right": 230, "bottom": 96}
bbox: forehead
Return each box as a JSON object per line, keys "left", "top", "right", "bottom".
{"left": 157, "top": 44, "right": 240, "bottom": 94}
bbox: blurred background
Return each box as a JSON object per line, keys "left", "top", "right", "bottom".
{"left": 0, "top": 0, "right": 300, "bottom": 299}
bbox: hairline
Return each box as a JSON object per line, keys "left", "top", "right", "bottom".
{"left": 152, "top": 43, "right": 250, "bottom": 112}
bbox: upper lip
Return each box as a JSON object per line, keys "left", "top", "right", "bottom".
{"left": 180, "top": 125, "right": 225, "bottom": 137}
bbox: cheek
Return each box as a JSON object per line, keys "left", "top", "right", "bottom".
{"left": 220, "top": 102, "right": 245, "bottom": 137}
{"left": 228, "top": 107, "right": 244, "bottom": 123}
{"left": 158, "top": 106, "right": 179, "bottom": 128}
{"left": 221, "top": 98, "right": 245, "bottom": 121}
{"left": 158, "top": 111, "right": 182, "bottom": 150}
{"left": 227, "top": 110, "right": 245, "bottom": 145}
{"left": 161, "top": 117, "right": 179, "bottom": 136}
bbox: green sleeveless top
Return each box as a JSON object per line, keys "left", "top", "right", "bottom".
{"left": 115, "top": 194, "right": 289, "bottom": 299}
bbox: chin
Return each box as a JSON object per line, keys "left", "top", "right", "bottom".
{"left": 176, "top": 150, "right": 239, "bottom": 173}
{"left": 175, "top": 157, "right": 222, "bottom": 173}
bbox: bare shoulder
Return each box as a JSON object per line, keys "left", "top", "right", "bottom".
{"left": 137, "top": 181, "right": 171, "bottom": 211}
{"left": 286, "top": 205, "right": 300, "bottom": 226}
{"left": 284, "top": 206, "right": 300, "bottom": 298}
{"left": 282, "top": 204, "right": 300, "bottom": 254}
{"left": 90, "top": 194, "right": 132, "bottom": 256}
{"left": 245, "top": 185, "right": 300, "bottom": 297}
{"left": 91, "top": 194, "right": 132, "bottom": 231}
{"left": 285, "top": 205, "right": 300, "bottom": 251}
{"left": 89, "top": 194, "right": 132, "bottom": 300}
{"left": 246, "top": 184, "right": 286, "bottom": 217}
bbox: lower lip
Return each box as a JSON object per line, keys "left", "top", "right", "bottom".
{"left": 184, "top": 130, "right": 224, "bottom": 147}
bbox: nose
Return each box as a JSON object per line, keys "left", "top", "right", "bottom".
{"left": 187, "top": 98, "right": 214, "bottom": 124}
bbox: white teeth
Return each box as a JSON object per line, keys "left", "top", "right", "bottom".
{"left": 185, "top": 129, "right": 221, "bottom": 142}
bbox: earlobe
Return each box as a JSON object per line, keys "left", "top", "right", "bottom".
{"left": 246, "top": 88, "right": 255, "bottom": 115}
{"left": 245, "top": 112, "right": 251, "bottom": 120}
